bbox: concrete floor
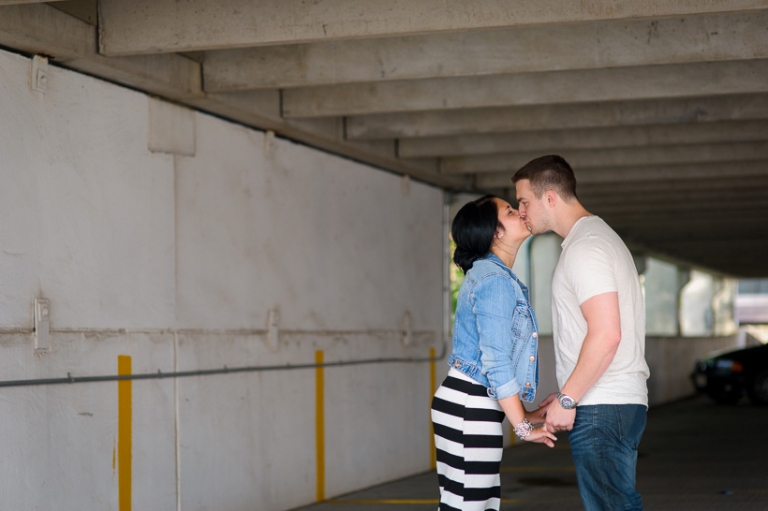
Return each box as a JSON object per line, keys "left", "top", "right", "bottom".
{"left": 292, "top": 394, "right": 768, "bottom": 510}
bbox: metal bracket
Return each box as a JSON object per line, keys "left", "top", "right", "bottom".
{"left": 266, "top": 309, "right": 280, "bottom": 351}
{"left": 34, "top": 298, "right": 51, "bottom": 353}
{"left": 401, "top": 174, "right": 410, "bottom": 197}
{"left": 264, "top": 130, "right": 276, "bottom": 155}
{"left": 401, "top": 311, "right": 413, "bottom": 346}
{"left": 30, "top": 55, "right": 48, "bottom": 94}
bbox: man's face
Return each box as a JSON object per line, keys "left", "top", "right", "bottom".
{"left": 515, "top": 179, "right": 549, "bottom": 235}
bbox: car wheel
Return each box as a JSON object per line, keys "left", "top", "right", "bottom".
{"left": 748, "top": 370, "right": 768, "bottom": 405}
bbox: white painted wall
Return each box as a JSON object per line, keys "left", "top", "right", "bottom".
{"left": 644, "top": 258, "right": 680, "bottom": 336}
{"left": 529, "top": 234, "right": 563, "bottom": 336}
{"left": 0, "top": 46, "right": 744, "bottom": 511}
{"left": 645, "top": 335, "right": 738, "bottom": 405}
{"left": 0, "top": 48, "right": 443, "bottom": 510}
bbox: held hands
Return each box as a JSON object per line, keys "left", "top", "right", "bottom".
{"left": 518, "top": 409, "right": 557, "bottom": 448}
{"left": 538, "top": 392, "right": 576, "bottom": 432}
{"left": 522, "top": 424, "right": 557, "bottom": 448}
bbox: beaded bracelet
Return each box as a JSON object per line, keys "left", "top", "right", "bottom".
{"left": 514, "top": 418, "right": 533, "bottom": 440}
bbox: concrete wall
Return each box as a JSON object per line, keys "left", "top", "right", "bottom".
{"left": 0, "top": 46, "right": 745, "bottom": 511}
{"left": 646, "top": 336, "right": 739, "bottom": 405}
{"left": 644, "top": 258, "right": 680, "bottom": 336}
{"left": 0, "top": 48, "right": 443, "bottom": 510}
{"left": 531, "top": 335, "right": 740, "bottom": 411}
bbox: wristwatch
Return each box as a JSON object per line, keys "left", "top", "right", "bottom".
{"left": 557, "top": 392, "right": 578, "bottom": 409}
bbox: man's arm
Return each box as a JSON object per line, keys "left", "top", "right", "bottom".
{"left": 544, "top": 291, "right": 622, "bottom": 431}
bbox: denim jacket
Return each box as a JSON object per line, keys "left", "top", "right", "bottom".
{"left": 448, "top": 253, "right": 539, "bottom": 402}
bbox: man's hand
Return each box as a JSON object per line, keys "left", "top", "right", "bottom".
{"left": 525, "top": 397, "right": 555, "bottom": 425}
{"left": 544, "top": 398, "right": 576, "bottom": 432}
{"left": 538, "top": 392, "right": 558, "bottom": 409}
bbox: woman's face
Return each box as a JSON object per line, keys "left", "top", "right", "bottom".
{"left": 494, "top": 198, "right": 531, "bottom": 243}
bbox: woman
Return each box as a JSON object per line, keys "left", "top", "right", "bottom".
{"left": 432, "top": 195, "right": 555, "bottom": 511}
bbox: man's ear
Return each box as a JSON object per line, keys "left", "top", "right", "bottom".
{"left": 545, "top": 189, "right": 557, "bottom": 207}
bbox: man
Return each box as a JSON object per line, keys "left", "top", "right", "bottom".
{"left": 513, "top": 155, "right": 650, "bottom": 511}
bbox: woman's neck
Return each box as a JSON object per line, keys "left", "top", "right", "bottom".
{"left": 490, "top": 240, "right": 522, "bottom": 269}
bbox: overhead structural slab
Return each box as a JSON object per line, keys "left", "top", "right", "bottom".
{"left": 281, "top": 60, "right": 768, "bottom": 118}
{"left": 1, "top": 0, "right": 767, "bottom": 276}
{"left": 97, "top": 0, "right": 768, "bottom": 55}
{"left": 344, "top": 94, "right": 768, "bottom": 140}
{"left": 202, "top": 11, "right": 768, "bottom": 91}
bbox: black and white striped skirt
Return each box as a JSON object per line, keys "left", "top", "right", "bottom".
{"left": 431, "top": 368, "right": 506, "bottom": 511}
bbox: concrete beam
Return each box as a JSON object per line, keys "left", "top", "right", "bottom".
{"left": 282, "top": 59, "right": 768, "bottom": 118}
{"left": 642, "top": 253, "right": 768, "bottom": 277}
{"left": 611, "top": 214, "right": 768, "bottom": 228}
{"left": 441, "top": 142, "right": 768, "bottom": 174}
{"left": 644, "top": 240, "right": 768, "bottom": 256}
{"left": 203, "top": 11, "right": 768, "bottom": 91}
{"left": 477, "top": 160, "right": 768, "bottom": 188}
{"left": 629, "top": 238, "right": 768, "bottom": 259}
{"left": 0, "top": 3, "right": 203, "bottom": 99}
{"left": 650, "top": 241, "right": 768, "bottom": 256}
{"left": 0, "top": 0, "right": 65, "bottom": 4}
{"left": 592, "top": 198, "right": 768, "bottom": 214}
{"left": 97, "top": 0, "right": 768, "bottom": 56}
{"left": 398, "top": 120, "right": 768, "bottom": 158}
{"left": 614, "top": 235, "right": 764, "bottom": 256}
{"left": 605, "top": 211, "right": 768, "bottom": 228}
{"left": 494, "top": 185, "right": 768, "bottom": 209}
{"left": 346, "top": 94, "right": 768, "bottom": 140}
{"left": 0, "top": 4, "right": 462, "bottom": 190}
{"left": 578, "top": 160, "right": 768, "bottom": 185}
{"left": 183, "top": 96, "right": 458, "bottom": 187}
{"left": 580, "top": 182, "right": 768, "bottom": 205}
{"left": 583, "top": 190, "right": 768, "bottom": 214}
{"left": 504, "top": 175, "right": 768, "bottom": 208}
{"left": 578, "top": 175, "right": 768, "bottom": 195}
{"left": 618, "top": 221, "right": 768, "bottom": 236}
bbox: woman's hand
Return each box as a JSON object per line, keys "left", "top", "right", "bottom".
{"left": 523, "top": 426, "right": 557, "bottom": 448}
{"left": 497, "top": 394, "right": 556, "bottom": 447}
{"left": 524, "top": 408, "right": 547, "bottom": 426}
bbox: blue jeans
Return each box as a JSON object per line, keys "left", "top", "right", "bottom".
{"left": 568, "top": 404, "right": 646, "bottom": 511}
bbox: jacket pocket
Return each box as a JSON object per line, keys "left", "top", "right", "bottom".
{"left": 511, "top": 302, "right": 534, "bottom": 339}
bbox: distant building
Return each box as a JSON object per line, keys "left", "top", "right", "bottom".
{"left": 737, "top": 279, "right": 768, "bottom": 325}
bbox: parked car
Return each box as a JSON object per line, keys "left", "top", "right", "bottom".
{"left": 691, "top": 343, "right": 768, "bottom": 405}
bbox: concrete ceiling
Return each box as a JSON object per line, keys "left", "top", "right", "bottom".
{"left": 2, "top": 0, "right": 767, "bottom": 277}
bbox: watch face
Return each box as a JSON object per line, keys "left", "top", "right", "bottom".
{"left": 559, "top": 395, "right": 575, "bottom": 409}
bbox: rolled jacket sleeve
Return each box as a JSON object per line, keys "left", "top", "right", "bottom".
{"left": 471, "top": 274, "right": 522, "bottom": 400}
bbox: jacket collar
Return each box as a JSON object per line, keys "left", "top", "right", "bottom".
{"left": 481, "top": 253, "right": 528, "bottom": 294}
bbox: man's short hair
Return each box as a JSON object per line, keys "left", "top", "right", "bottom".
{"left": 512, "top": 154, "right": 578, "bottom": 201}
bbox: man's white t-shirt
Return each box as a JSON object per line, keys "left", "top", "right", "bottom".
{"left": 551, "top": 216, "right": 650, "bottom": 407}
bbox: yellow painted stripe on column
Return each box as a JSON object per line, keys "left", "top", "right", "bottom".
{"left": 117, "top": 355, "right": 132, "bottom": 511}
{"left": 315, "top": 350, "right": 325, "bottom": 502}
{"left": 429, "top": 347, "right": 436, "bottom": 470}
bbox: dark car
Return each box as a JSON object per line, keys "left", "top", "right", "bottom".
{"left": 691, "top": 343, "right": 768, "bottom": 405}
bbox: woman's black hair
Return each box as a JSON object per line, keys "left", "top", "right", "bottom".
{"left": 451, "top": 195, "right": 500, "bottom": 274}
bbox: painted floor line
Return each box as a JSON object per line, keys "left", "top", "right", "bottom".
{"left": 501, "top": 466, "right": 575, "bottom": 472}
{"left": 326, "top": 498, "right": 522, "bottom": 505}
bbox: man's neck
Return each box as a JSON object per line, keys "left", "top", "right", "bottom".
{"left": 553, "top": 203, "right": 592, "bottom": 239}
